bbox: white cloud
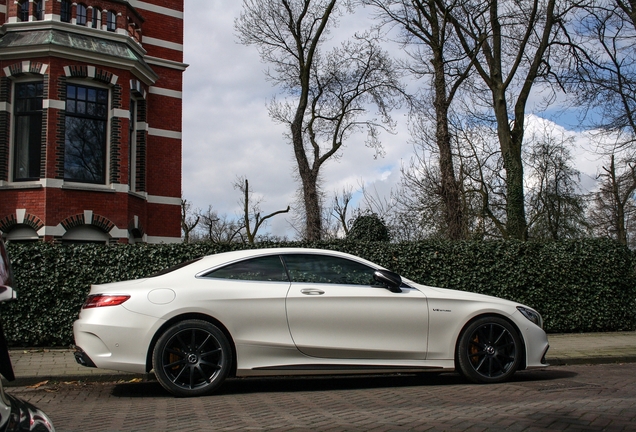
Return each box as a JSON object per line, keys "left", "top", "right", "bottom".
{"left": 181, "top": 0, "right": 412, "bottom": 237}
{"left": 181, "top": 1, "right": 606, "bottom": 238}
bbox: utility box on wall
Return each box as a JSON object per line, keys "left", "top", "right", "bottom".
{"left": 0, "top": 0, "right": 185, "bottom": 243}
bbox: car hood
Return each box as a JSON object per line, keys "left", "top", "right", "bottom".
{"left": 411, "top": 282, "right": 524, "bottom": 307}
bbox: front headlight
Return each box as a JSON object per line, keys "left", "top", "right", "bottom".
{"left": 517, "top": 306, "right": 543, "bottom": 328}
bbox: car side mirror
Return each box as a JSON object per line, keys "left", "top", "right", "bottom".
{"left": 0, "top": 286, "right": 16, "bottom": 303}
{"left": 374, "top": 270, "right": 402, "bottom": 293}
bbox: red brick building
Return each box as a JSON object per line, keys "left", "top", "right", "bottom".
{"left": 0, "top": 0, "right": 184, "bottom": 243}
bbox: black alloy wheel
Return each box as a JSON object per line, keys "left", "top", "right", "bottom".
{"left": 456, "top": 316, "right": 521, "bottom": 384}
{"left": 153, "top": 319, "right": 232, "bottom": 397}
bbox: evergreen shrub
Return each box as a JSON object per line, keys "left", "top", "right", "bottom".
{"left": 0, "top": 239, "right": 633, "bottom": 346}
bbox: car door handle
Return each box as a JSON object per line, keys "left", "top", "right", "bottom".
{"left": 300, "top": 288, "right": 325, "bottom": 295}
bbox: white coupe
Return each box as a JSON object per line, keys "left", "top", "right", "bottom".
{"left": 73, "top": 248, "right": 550, "bottom": 397}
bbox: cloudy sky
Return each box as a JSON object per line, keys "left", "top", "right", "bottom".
{"left": 180, "top": 0, "right": 601, "bottom": 238}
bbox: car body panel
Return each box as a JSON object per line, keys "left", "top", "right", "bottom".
{"left": 73, "top": 248, "right": 549, "bottom": 383}
{"left": 423, "top": 288, "right": 522, "bottom": 361}
{"left": 287, "top": 284, "right": 428, "bottom": 359}
{"left": 0, "top": 382, "right": 55, "bottom": 432}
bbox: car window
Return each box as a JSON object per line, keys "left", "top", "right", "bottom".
{"left": 202, "top": 255, "right": 289, "bottom": 282}
{"left": 150, "top": 258, "right": 203, "bottom": 277}
{"left": 282, "top": 254, "right": 376, "bottom": 286}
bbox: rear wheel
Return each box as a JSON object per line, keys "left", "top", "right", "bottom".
{"left": 456, "top": 316, "right": 521, "bottom": 384}
{"left": 152, "top": 319, "right": 231, "bottom": 397}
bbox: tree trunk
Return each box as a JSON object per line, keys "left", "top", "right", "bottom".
{"left": 608, "top": 155, "right": 628, "bottom": 245}
{"left": 291, "top": 115, "right": 322, "bottom": 240}
{"left": 303, "top": 171, "right": 322, "bottom": 241}
{"left": 493, "top": 86, "right": 527, "bottom": 240}
{"left": 432, "top": 46, "right": 465, "bottom": 240}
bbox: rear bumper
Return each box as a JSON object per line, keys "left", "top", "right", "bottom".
{"left": 72, "top": 346, "right": 96, "bottom": 368}
{"left": 73, "top": 306, "right": 163, "bottom": 374}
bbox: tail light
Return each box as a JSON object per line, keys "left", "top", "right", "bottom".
{"left": 82, "top": 294, "right": 130, "bottom": 309}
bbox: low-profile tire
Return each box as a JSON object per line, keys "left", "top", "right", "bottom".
{"left": 456, "top": 316, "right": 522, "bottom": 384}
{"left": 152, "top": 319, "right": 232, "bottom": 397}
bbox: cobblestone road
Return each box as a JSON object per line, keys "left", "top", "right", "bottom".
{"left": 9, "top": 363, "right": 636, "bottom": 431}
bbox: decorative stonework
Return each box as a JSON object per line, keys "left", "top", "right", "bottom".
{"left": 61, "top": 213, "right": 115, "bottom": 233}
{"left": 67, "top": 65, "right": 88, "bottom": 78}
{"left": 130, "top": 79, "right": 147, "bottom": 99}
{"left": 128, "top": 216, "right": 145, "bottom": 239}
{"left": 0, "top": 214, "right": 17, "bottom": 234}
{"left": 0, "top": 212, "right": 44, "bottom": 233}
{"left": 3, "top": 61, "right": 49, "bottom": 77}
{"left": 92, "top": 214, "right": 115, "bottom": 233}
{"left": 62, "top": 65, "right": 119, "bottom": 85}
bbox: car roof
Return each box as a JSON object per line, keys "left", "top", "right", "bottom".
{"left": 175, "top": 247, "right": 384, "bottom": 276}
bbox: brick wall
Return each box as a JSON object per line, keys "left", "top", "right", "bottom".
{"left": 0, "top": 0, "right": 185, "bottom": 243}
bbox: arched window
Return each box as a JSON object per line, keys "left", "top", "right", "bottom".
{"left": 92, "top": 7, "right": 102, "bottom": 29}
{"left": 18, "top": 1, "right": 29, "bottom": 22}
{"left": 60, "top": 0, "right": 72, "bottom": 23}
{"left": 4, "top": 225, "right": 39, "bottom": 242}
{"left": 76, "top": 4, "right": 87, "bottom": 26}
{"left": 34, "top": 0, "right": 44, "bottom": 21}
{"left": 106, "top": 11, "right": 116, "bottom": 31}
{"left": 62, "top": 225, "right": 110, "bottom": 243}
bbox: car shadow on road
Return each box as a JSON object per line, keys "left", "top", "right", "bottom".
{"left": 110, "top": 367, "right": 577, "bottom": 398}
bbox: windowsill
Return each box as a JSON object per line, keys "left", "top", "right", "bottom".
{"left": 0, "top": 180, "right": 134, "bottom": 193}
{"left": 61, "top": 183, "right": 116, "bottom": 193}
{"left": 0, "top": 182, "right": 43, "bottom": 190}
{"left": 128, "top": 190, "right": 147, "bottom": 200}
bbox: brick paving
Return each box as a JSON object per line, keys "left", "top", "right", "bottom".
{"left": 6, "top": 364, "right": 636, "bottom": 431}
{"left": 3, "top": 331, "right": 636, "bottom": 431}
{"left": 5, "top": 331, "right": 636, "bottom": 387}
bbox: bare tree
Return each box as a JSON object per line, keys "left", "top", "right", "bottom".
{"left": 391, "top": 112, "right": 508, "bottom": 240}
{"left": 236, "top": 0, "right": 402, "bottom": 240}
{"left": 392, "top": 147, "right": 451, "bottom": 239}
{"left": 235, "top": 177, "right": 290, "bottom": 244}
{"left": 180, "top": 199, "right": 200, "bottom": 243}
{"left": 327, "top": 186, "right": 355, "bottom": 237}
{"left": 588, "top": 154, "right": 636, "bottom": 246}
{"left": 441, "top": 0, "right": 570, "bottom": 240}
{"left": 524, "top": 126, "right": 588, "bottom": 240}
{"left": 364, "top": 0, "right": 476, "bottom": 240}
{"left": 198, "top": 206, "right": 244, "bottom": 244}
{"left": 455, "top": 120, "right": 508, "bottom": 239}
{"left": 566, "top": 2, "right": 636, "bottom": 150}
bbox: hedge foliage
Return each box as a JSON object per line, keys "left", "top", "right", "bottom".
{"left": 0, "top": 239, "right": 634, "bottom": 347}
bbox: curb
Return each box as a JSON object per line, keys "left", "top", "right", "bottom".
{"left": 5, "top": 356, "right": 636, "bottom": 387}
{"left": 3, "top": 373, "right": 154, "bottom": 388}
{"left": 546, "top": 356, "right": 636, "bottom": 366}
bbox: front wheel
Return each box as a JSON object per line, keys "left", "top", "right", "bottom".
{"left": 456, "top": 316, "right": 522, "bottom": 384}
{"left": 153, "top": 319, "right": 232, "bottom": 397}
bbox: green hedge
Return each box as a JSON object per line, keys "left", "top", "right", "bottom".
{"left": 0, "top": 239, "right": 634, "bottom": 347}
